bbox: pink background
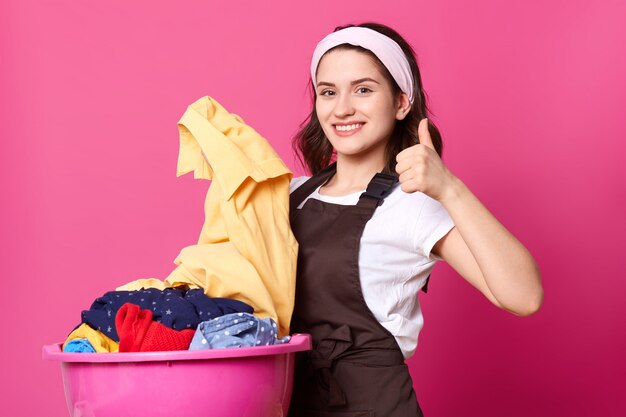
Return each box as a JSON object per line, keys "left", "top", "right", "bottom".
{"left": 2, "top": 0, "right": 625, "bottom": 416}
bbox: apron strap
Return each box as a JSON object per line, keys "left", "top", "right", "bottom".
{"left": 291, "top": 164, "right": 399, "bottom": 210}
{"left": 290, "top": 162, "right": 337, "bottom": 210}
{"left": 356, "top": 172, "right": 399, "bottom": 209}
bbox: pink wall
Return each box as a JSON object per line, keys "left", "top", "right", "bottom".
{"left": 2, "top": 0, "right": 625, "bottom": 416}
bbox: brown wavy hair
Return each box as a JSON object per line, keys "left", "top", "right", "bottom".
{"left": 293, "top": 22, "right": 443, "bottom": 175}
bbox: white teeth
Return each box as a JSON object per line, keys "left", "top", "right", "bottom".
{"left": 335, "top": 123, "right": 362, "bottom": 131}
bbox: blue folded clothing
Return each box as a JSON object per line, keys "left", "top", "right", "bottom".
{"left": 63, "top": 338, "right": 96, "bottom": 353}
{"left": 190, "top": 312, "right": 290, "bottom": 349}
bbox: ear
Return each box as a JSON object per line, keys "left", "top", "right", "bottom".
{"left": 395, "top": 92, "right": 411, "bottom": 121}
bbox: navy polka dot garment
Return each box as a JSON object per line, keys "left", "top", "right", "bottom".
{"left": 80, "top": 288, "right": 253, "bottom": 342}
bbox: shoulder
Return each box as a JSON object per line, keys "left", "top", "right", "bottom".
{"left": 375, "top": 186, "right": 455, "bottom": 259}
{"left": 380, "top": 184, "right": 434, "bottom": 214}
{"left": 290, "top": 176, "right": 311, "bottom": 193}
{"left": 385, "top": 186, "right": 450, "bottom": 218}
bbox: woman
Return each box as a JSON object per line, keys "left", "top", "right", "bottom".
{"left": 287, "top": 22, "right": 543, "bottom": 416}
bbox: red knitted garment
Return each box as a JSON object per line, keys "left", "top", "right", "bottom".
{"left": 115, "top": 303, "right": 195, "bottom": 352}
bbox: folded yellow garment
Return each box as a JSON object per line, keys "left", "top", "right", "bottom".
{"left": 119, "top": 96, "right": 297, "bottom": 337}
{"left": 63, "top": 323, "right": 119, "bottom": 353}
{"left": 117, "top": 278, "right": 200, "bottom": 291}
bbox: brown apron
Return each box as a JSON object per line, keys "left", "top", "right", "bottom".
{"left": 288, "top": 163, "right": 424, "bottom": 417}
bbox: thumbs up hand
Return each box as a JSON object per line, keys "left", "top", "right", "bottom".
{"left": 395, "top": 118, "right": 455, "bottom": 201}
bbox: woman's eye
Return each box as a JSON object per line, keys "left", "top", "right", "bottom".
{"left": 320, "top": 90, "right": 335, "bottom": 96}
{"left": 357, "top": 87, "right": 372, "bottom": 94}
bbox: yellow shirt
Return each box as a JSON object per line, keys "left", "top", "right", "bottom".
{"left": 118, "top": 96, "right": 297, "bottom": 337}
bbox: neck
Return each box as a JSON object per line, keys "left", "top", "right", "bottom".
{"left": 326, "top": 154, "right": 386, "bottom": 192}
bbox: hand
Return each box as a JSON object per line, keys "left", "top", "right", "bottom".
{"left": 395, "top": 118, "right": 453, "bottom": 201}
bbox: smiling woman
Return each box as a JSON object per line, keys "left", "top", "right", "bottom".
{"left": 287, "top": 22, "right": 543, "bottom": 417}
{"left": 315, "top": 52, "right": 401, "bottom": 173}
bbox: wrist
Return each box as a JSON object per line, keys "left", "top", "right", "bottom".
{"left": 439, "top": 171, "right": 465, "bottom": 206}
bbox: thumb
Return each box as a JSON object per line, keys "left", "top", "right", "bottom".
{"left": 418, "top": 118, "right": 435, "bottom": 151}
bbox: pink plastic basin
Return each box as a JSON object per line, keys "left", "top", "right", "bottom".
{"left": 43, "top": 334, "right": 311, "bottom": 417}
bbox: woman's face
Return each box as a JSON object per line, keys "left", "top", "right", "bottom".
{"left": 315, "top": 48, "right": 408, "bottom": 166}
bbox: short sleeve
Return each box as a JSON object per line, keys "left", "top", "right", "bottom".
{"left": 413, "top": 196, "right": 455, "bottom": 260}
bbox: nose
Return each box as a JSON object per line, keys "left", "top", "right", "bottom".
{"left": 333, "top": 93, "right": 355, "bottom": 118}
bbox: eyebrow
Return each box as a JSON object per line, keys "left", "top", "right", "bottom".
{"left": 316, "top": 77, "right": 381, "bottom": 88}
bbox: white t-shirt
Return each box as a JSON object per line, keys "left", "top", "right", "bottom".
{"left": 291, "top": 176, "right": 455, "bottom": 359}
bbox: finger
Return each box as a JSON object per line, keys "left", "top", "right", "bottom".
{"left": 396, "top": 147, "right": 410, "bottom": 163}
{"left": 396, "top": 144, "right": 419, "bottom": 163}
{"left": 395, "top": 159, "right": 411, "bottom": 175}
{"left": 398, "top": 170, "right": 415, "bottom": 186}
{"left": 399, "top": 172, "right": 420, "bottom": 193}
{"left": 418, "top": 118, "right": 435, "bottom": 151}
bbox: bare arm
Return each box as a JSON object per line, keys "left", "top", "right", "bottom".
{"left": 396, "top": 119, "right": 543, "bottom": 316}
{"left": 433, "top": 177, "right": 542, "bottom": 315}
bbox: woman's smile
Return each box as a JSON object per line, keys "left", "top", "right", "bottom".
{"left": 333, "top": 122, "right": 365, "bottom": 136}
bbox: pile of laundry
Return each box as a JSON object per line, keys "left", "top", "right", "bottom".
{"left": 63, "top": 288, "right": 288, "bottom": 353}
{"left": 61, "top": 96, "right": 298, "bottom": 353}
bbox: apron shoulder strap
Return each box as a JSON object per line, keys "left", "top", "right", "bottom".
{"left": 356, "top": 172, "right": 399, "bottom": 208}
{"left": 290, "top": 162, "right": 337, "bottom": 210}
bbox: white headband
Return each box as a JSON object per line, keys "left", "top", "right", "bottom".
{"left": 310, "top": 26, "right": 415, "bottom": 104}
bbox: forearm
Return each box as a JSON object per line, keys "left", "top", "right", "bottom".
{"left": 440, "top": 175, "right": 543, "bottom": 316}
